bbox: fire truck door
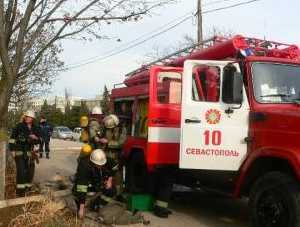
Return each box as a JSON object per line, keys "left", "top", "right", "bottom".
{"left": 148, "top": 66, "right": 183, "bottom": 165}
{"left": 179, "top": 60, "right": 249, "bottom": 171}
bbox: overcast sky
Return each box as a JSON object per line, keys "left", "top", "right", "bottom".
{"left": 51, "top": 0, "right": 300, "bottom": 98}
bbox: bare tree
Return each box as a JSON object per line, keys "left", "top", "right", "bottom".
{"left": 9, "top": 29, "right": 63, "bottom": 106}
{"left": 206, "top": 26, "right": 234, "bottom": 39}
{"left": 142, "top": 27, "right": 234, "bottom": 64}
{"left": 0, "top": 0, "right": 174, "bottom": 132}
{"left": 141, "top": 34, "right": 196, "bottom": 64}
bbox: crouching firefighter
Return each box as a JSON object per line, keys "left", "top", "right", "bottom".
{"left": 73, "top": 149, "right": 118, "bottom": 219}
{"left": 9, "top": 110, "right": 40, "bottom": 196}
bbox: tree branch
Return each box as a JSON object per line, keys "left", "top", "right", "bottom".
{"left": 5, "top": 0, "right": 18, "bottom": 47}
{"left": 0, "top": 0, "right": 12, "bottom": 76}
{"left": 14, "top": 0, "right": 37, "bottom": 73}
{"left": 57, "top": 21, "right": 96, "bottom": 40}
{"left": 19, "top": 0, "right": 101, "bottom": 77}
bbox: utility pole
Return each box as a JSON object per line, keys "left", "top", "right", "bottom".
{"left": 197, "top": 0, "right": 203, "bottom": 46}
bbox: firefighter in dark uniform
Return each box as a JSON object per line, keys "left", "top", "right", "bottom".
{"left": 73, "top": 149, "right": 118, "bottom": 219}
{"left": 100, "top": 114, "right": 126, "bottom": 198}
{"left": 39, "top": 116, "right": 53, "bottom": 159}
{"left": 9, "top": 110, "right": 40, "bottom": 196}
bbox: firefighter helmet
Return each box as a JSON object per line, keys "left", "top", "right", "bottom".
{"left": 24, "top": 110, "right": 35, "bottom": 119}
{"left": 103, "top": 114, "right": 119, "bottom": 129}
{"left": 81, "top": 144, "right": 92, "bottom": 154}
{"left": 92, "top": 106, "right": 102, "bottom": 115}
{"left": 90, "top": 149, "right": 107, "bottom": 166}
{"left": 80, "top": 116, "right": 89, "bottom": 127}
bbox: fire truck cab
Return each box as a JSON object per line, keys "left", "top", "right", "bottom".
{"left": 111, "top": 35, "right": 300, "bottom": 227}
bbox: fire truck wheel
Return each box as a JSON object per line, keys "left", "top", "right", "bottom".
{"left": 125, "top": 152, "right": 147, "bottom": 193}
{"left": 249, "top": 171, "right": 300, "bottom": 227}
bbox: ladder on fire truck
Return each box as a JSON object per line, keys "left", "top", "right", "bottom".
{"left": 125, "top": 35, "right": 300, "bottom": 79}
{"left": 125, "top": 37, "right": 217, "bottom": 78}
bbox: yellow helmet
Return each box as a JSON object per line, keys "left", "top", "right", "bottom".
{"left": 80, "top": 116, "right": 89, "bottom": 127}
{"left": 81, "top": 144, "right": 92, "bottom": 154}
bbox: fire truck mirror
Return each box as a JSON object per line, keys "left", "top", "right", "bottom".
{"left": 222, "top": 64, "right": 243, "bottom": 105}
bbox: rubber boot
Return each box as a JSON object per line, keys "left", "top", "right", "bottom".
{"left": 46, "top": 153, "right": 49, "bottom": 159}
{"left": 153, "top": 206, "right": 169, "bottom": 218}
{"left": 16, "top": 188, "right": 25, "bottom": 197}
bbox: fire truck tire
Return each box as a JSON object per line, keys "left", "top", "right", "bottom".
{"left": 249, "top": 171, "right": 300, "bottom": 227}
{"left": 125, "top": 152, "right": 147, "bottom": 193}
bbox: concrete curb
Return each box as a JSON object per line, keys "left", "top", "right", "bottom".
{"left": 0, "top": 189, "right": 71, "bottom": 209}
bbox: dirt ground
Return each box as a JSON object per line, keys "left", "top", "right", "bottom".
{"left": 32, "top": 139, "right": 249, "bottom": 227}
{"left": 0, "top": 205, "right": 23, "bottom": 227}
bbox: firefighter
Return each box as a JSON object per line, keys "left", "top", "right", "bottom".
{"left": 89, "top": 106, "right": 105, "bottom": 149}
{"left": 9, "top": 110, "right": 40, "bottom": 196}
{"left": 101, "top": 114, "right": 127, "bottom": 198}
{"left": 73, "top": 149, "right": 117, "bottom": 219}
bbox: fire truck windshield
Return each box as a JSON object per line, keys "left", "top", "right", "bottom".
{"left": 252, "top": 62, "right": 300, "bottom": 104}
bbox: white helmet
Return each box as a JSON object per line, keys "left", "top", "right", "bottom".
{"left": 90, "top": 149, "right": 107, "bottom": 166}
{"left": 92, "top": 106, "right": 102, "bottom": 115}
{"left": 103, "top": 114, "right": 119, "bottom": 129}
{"left": 24, "top": 110, "right": 35, "bottom": 119}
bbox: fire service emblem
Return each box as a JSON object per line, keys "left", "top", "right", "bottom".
{"left": 205, "top": 109, "right": 221, "bottom": 124}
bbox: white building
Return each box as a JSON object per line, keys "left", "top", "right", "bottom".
{"left": 25, "top": 96, "right": 82, "bottom": 113}
{"left": 74, "top": 95, "right": 103, "bottom": 112}
{"left": 25, "top": 95, "right": 102, "bottom": 113}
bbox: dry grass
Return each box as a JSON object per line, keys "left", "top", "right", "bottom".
{"left": 8, "top": 192, "right": 80, "bottom": 227}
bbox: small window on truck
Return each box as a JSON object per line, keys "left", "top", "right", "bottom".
{"left": 157, "top": 71, "right": 182, "bottom": 104}
{"left": 192, "top": 65, "right": 220, "bottom": 102}
{"left": 134, "top": 98, "right": 149, "bottom": 138}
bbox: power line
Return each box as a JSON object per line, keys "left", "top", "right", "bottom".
{"left": 203, "top": 0, "right": 261, "bottom": 14}
{"left": 61, "top": 0, "right": 263, "bottom": 71}
{"left": 63, "top": 15, "right": 193, "bottom": 70}
{"left": 66, "top": 11, "right": 194, "bottom": 66}
{"left": 203, "top": 0, "right": 240, "bottom": 7}
{"left": 62, "top": 0, "right": 248, "bottom": 68}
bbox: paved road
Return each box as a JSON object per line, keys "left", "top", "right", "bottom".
{"left": 34, "top": 139, "right": 81, "bottom": 183}
{"left": 34, "top": 139, "right": 249, "bottom": 227}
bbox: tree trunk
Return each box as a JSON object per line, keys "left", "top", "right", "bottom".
{"left": 0, "top": 85, "right": 10, "bottom": 131}
{"left": 0, "top": 72, "right": 14, "bottom": 133}
{"left": 0, "top": 73, "right": 16, "bottom": 199}
{"left": 5, "top": 146, "right": 16, "bottom": 199}
{"left": 0, "top": 141, "right": 6, "bottom": 200}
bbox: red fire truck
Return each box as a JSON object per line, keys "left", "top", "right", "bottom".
{"left": 111, "top": 35, "right": 300, "bottom": 227}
